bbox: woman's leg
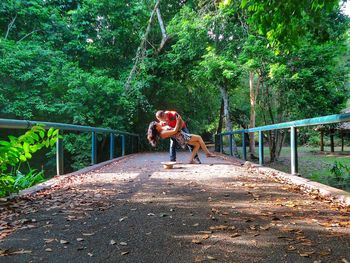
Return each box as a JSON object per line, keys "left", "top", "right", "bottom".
{"left": 188, "top": 135, "right": 215, "bottom": 157}
{"left": 189, "top": 142, "right": 200, "bottom": 163}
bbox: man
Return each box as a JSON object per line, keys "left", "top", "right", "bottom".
{"left": 156, "top": 110, "right": 201, "bottom": 164}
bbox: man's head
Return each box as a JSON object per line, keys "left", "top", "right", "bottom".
{"left": 156, "top": 110, "right": 166, "bottom": 122}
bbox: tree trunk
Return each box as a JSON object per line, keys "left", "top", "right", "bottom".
{"left": 320, "top": 130, "right": 324, "bottom": 152}
{"left": 217, "top": 98, "right": 224, "bottom": 134}
{"left": 249, "top": 71, "right": 256, "bottom": 157}
{"left": 219, "top": 85, "right": 238, "bottom": 156}
{"left": 341, "top": 133, "right": 344, "bottom": 152}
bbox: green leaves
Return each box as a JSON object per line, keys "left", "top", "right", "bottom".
{"left": 0, "top": 125, "right": 60, "bottom": 197}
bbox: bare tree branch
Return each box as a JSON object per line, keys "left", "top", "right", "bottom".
{"left": 5, "top": 14, "right": 17, "bottom": 40}
{"left": 124, "top": 0, "right": 160, "bottom": 91}
{"left": 17, "top": 29, "right": 40, "bottom": 43}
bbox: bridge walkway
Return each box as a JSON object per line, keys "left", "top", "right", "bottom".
{"left": 1, "top": 152, "right": 350, "bottom": 262}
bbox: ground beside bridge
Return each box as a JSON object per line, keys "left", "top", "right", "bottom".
{"left": 1, "top": 152, "right": 350, "bottom": 263}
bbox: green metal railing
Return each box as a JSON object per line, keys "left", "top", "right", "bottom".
{"left": 216, "top": 112, "right": 350, "bottom": 175}
{"left": 0, "top": 118, "right": 139, "bottom": 175}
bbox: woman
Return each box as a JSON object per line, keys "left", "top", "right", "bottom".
{"left": 147, "top": 115, "right": 215, "bottom": 163}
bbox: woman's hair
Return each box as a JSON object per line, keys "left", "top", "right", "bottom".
{"left": 147, "top": 121, "right": 160, "bottom": 147}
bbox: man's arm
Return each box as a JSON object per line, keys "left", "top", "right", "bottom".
{"left": 174, "top": 115, "right": 183, "bottom": 132}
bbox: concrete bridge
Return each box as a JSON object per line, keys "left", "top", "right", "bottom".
{"left": 1, "top": 152, "right": 350, "bottom": 263}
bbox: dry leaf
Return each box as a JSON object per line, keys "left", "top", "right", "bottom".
{"left": 60, "top": 240, "right": 69, "bottom": 244}
{"left": 207, "top": 255, "right": 217, "bottom": 260}
{"left": 82, "top": 233, "right": 95, "bottom": 236}
{"left": 45, "top": 248, "right": 52, "bottom": 252}
{"left": 121, "top": 251, "right": 129, "bottom": 255}
{"left": 44, "top": 238, "right": 55, "bottom": 243}
{"left": 209, "top": 225, "right": 228, "bottom": 231}
{"left": 11, "top": 249, "right": 32, "bottom": 255}
{"left": 342, "top": 259, "right": 350, "bottom": 263}
{"left": 120, "top": 242, "right": 127, "bottom": 246}
{"left": 88, "top": 253, "right": 93, "bottom": 257}
{"left": 192, "top": 239, "right": 202, "bottom": 244}
{"left": 119, "top": 217, "right": 127, "bottom": 222}
{"left": 202, "top": 234, "right": 210, "bottom": 240}
{"left": 76, "top": 238, "right": 84, "bottom": 242}
{"left": 110, "top": 240, "right": 117, "bottom": 245}
{"left": 193, "top": 223, "right": 200, "bottom": 227}
{"left": 231, "top": 233, "right": 241, "bottom": 238}
{"left": 287, "top": 246, "right": 296, "bottom": 251}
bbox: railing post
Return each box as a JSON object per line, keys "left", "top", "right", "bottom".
{"left": 137, "top": 135, "right": 140, "bottom": 153}
{"left": 229, "top": 134, "right": 233, "bottom": 156}
{"left": 91, "top": 132, "right": 97, "bottom": 165}
{"left": 56, "top": 133, "right": 64, "bottom": 175}
{"left": 242, "top": 132, "right": 247, "bottom": 161}
{"left": 109, "top": 133, "right": 115, "bottom": 160}
{"left": 121, "top": 135, "right": 125, "bottom": 156}
{"left": 219, "top": 134, "right": 223, "bottom": 153}
{"left": 259, "top": 130, "right": 264, "bottom": 165}
{"left": 290, "top": 126, "right": 298, "bottom": 174}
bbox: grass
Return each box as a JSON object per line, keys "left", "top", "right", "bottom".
{"left": 222, "top": 144, "right": 350, "bottom": 191}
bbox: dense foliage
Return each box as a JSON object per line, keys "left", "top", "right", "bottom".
{"left": 0, "top": 0, "right": 349, "bottom": 170}
{"left": 0, "top": 125, "right": 60, "bottom": 196}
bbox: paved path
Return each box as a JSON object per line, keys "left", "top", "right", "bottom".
{"left": 1, "top": 152, "right": 350, "bottom": 263}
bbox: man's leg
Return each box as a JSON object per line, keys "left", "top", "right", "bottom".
{"left": 182, "top": 127, "right": 201, "bottom": 163}
{"left": 170, "top": 137, "right": 177, "bottom": 162}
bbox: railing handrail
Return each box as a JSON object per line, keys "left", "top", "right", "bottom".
{"left": 0, "top": 118, "right": 138, "bottom": 137}
{"left": 219, "top": 112, "right": 350, "bottom": 135}
{"left": 216, "top": 112, "right": 350, "bottom": 175}
{"left": 0, "top": 118, "right": 139, "bottom": 175}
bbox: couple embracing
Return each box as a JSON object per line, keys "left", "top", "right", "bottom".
{"left": 147, "top": 110, "right": 215, "bottom": 164}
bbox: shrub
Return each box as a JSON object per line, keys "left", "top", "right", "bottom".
{"left": 0, "top": 125, "right": 60, "bottom": 197}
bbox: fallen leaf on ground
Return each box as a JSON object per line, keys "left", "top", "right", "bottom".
{"left": 44, "top": 238, "right": 55, "bottom": 243}
{"left": 120, "top": 242, "right": 127, "bottom": 246}
{"left": 110, "top": 240, "right": 117, "bottom": 245}
{"left": 76, "top": 238, "right": 84, "bottom": 242}
{"left": 209, "top": 225, "right": 228, "bottom": 231}
{"left": 60, "top": 240, "right": 69, "bottom": 244}
{"left": 287, "top": 246, "right": 296, "bottom": 251}
{"left": 45, "top": 248, "right": 52, "bottom": 252}
{"left": 299, "top": 251, "right": 315, "bottom": 257}
{"left": 88, "top": 253, "right": 93, "bottom": 257}
{"left": 121, "top": 251, "right": 129, "bottom": 255}
{"left": 82, "top": 233, "right": 95, "bottom": 236}
{"left": 202, "top": 234, "right": 210, "bottom": 240}
{"left": 11, "top": 249, "right": 32, "bottom": 255}
{"left": 119, "top": 217, "right": 127, "bottom": 222}
{"left": 192, "top": 239, "right": 202, "bottom": 244}
{"left": 207, "top": 255, "right": 217, "bottom": 260}
{"left": 231, "top": 233, "right": 241, "bottom": 238}
{"left": 342, "top": 259, "right": 350, "bottom": 263}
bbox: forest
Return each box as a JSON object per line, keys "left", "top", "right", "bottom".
{"left": 0, "top": 0, "right": 349, "bottom": 190}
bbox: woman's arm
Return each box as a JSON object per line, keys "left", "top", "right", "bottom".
{"left": 159, "top": 115, "right": 183, "bottom": 138}
{"left": 159, "top": 128, "right": 179, "bottom": 138}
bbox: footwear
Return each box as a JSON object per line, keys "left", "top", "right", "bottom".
{"left": 194, "top": 156, "right": 201, "bottom": 164}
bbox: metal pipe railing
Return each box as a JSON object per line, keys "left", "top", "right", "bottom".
{"left": 216, "top": 112, "right": 350, "bottom": 175}
{"left": 0, "top": 118, "right": 140, "bottom": 175}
